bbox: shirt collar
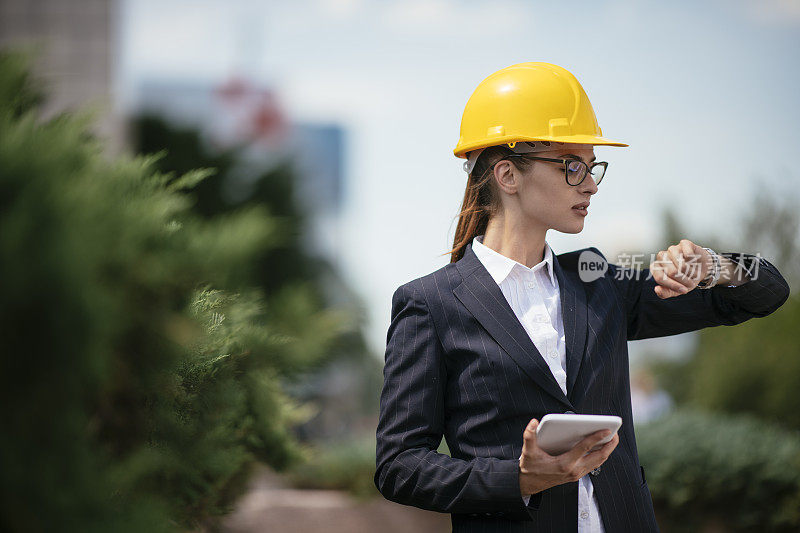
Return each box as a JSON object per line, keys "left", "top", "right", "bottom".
{"left": 471, "top": 234, "right": 556, "bottom": 287}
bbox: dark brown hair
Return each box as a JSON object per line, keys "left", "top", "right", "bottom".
{"left": 444, "top": 146, "right": 534, "bottom": 263}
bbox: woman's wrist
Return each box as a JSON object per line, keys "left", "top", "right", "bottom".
{"left": 518, "top": 459, "right": 543, "bottom": 496}
{"left": 717, "top": 255, "right": 751, "bottom": 286}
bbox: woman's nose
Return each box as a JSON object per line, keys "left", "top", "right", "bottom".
{"left": 580, "top": 176, "right": 599, "bottom": 194}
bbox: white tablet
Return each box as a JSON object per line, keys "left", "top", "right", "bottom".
{"left": 535, "top": 413, "right": 622, "bottom": 456}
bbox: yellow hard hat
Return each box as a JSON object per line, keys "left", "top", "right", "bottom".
{"left": 453, "top": 62, "right": 628, "bottom": 159}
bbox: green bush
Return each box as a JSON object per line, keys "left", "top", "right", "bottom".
{"left": 636, "top": 409, "right": 800, "bottom": 532}
{"left": 652, "top": 296, "right": 800, "bottom": 432}
{"left": 690, "top": 297, "right": 800, "bottom": 429}
{"left": 284, "top": 437, "right": 378, "bottom": 499}
{"left": 0, "top": 49, "right": 349, "bottom": 532}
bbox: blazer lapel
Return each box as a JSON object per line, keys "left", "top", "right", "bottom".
{"left": 454, "top": 242, "right": 576, "bottom": 410}
{"left": 552, "top": 248, "right": 589, "bottom": 401}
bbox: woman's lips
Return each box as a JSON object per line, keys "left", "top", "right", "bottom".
{"left": 572, "top": 205, "right": 588, "bottom": 216}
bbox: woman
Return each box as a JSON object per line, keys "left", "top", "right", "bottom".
{"left": 374, "top": 62, "right": 790, "bottom": 533}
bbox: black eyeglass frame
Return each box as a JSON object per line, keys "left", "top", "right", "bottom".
{"left": 491, "top": 154, "right": 608, "bottom": 186}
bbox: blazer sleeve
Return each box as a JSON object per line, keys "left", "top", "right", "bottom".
{"left": 374, "top": 282, "right": 541, "bottom": 520}
{"left": 597, "top": 247, "right": 791, "bottom": 341}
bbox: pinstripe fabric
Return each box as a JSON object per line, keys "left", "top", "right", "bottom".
{"left": 374, "top": 242, "right": 790, "bottom": 533}
{"left": 470, "top": 234, "right": 605, "bottom": 532}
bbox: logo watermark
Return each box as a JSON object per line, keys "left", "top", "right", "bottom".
{"left": 578, "top": 251, "right": 761, "bottom": 283}
{"left": 578, "top": 250, "right": 608, "bottom": 282}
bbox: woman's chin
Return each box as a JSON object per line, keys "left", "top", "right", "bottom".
{"left": 554, "top": 220, "right": 586, "bottom": 234}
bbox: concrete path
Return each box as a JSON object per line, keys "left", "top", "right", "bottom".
{"left": 219, "top": 464, "right": 450, "bottom": 533}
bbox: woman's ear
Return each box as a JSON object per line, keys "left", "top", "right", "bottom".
{"left": 493, "top": 159, "right": 519, "bottom": 194}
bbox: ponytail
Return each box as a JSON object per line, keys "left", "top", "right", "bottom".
{"left": 444, "top": 146, "right": 534, "bottom": 263}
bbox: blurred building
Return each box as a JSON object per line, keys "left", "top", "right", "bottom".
{"left": 0, "top": 0, "right": 348, "bottom": 311}
{"left": 0, "top": 0, "right": 124, "bottom": 152}
{"left": 133, "top": 77, "right": 346, "bottom": 265}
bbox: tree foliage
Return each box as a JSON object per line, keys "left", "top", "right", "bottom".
{"left": 0, "top": 49, "right": 350, "bottom": 531}
{"left": 651, "top": 190, "right": 800, "bottom": 430}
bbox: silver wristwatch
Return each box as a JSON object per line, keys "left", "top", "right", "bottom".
{"left": 696, "top": 247, "right": 721, "bottom": 289}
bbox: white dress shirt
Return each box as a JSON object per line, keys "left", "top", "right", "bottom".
{"left": 471, "top": 234, "right": 605, "bottom": 533}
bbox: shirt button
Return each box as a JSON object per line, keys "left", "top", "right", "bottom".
{"left": 527, "top": 281, "right": 535, "bottom": 288}
{"left": 549, "top": 351, "right": 558, "bottom": 359}
{"left": 580, "top": 510, "right": 589, "bottom": 520}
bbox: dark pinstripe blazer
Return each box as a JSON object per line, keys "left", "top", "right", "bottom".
{"left": 374, "top": 241, "right": 790, "bottom": 533}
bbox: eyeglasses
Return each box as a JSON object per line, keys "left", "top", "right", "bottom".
{"left": 494, "top": 154, "right": 608, "bottom": 186}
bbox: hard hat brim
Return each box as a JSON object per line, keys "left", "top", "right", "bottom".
{"left": 454, "top": 134, "right": 629, "bottom": 159}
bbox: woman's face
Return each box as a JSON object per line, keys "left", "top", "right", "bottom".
{"left": 495, "top": 146, "right": 598, "bottom": 234}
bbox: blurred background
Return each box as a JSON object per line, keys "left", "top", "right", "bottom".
{"left": 0, "top": 0, "right": 798, "bottom": 532}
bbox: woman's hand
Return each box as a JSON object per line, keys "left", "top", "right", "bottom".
{"left": 518, "top": 418, "right": 619, "bottom": 496}
{"left": 650, "top": 239, "right": 711, "bottom": 299}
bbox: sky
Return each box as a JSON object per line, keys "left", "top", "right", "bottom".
{"left": 119, "top": 0, "right": 800, "bottom": 358}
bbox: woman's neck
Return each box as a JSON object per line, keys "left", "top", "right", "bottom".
{"left": 482, "top": 216, "right": 548, "bottom": 268}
